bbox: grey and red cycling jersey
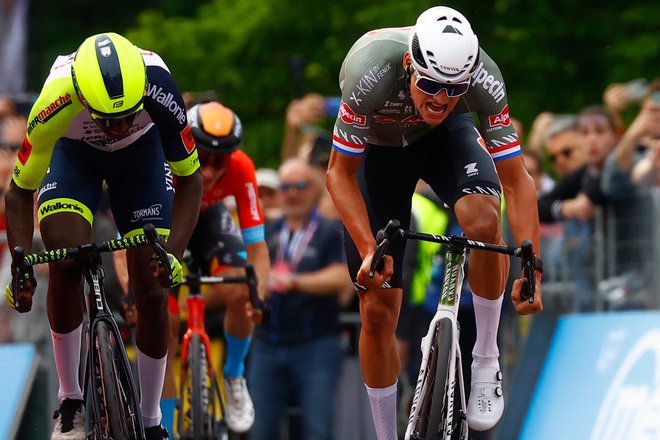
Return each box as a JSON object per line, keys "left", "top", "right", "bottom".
{"left": 15, "top": 49, "right": 198, "bottom": 192}
{"left": 332, "top": 27, "right": 520, "bottom": 162}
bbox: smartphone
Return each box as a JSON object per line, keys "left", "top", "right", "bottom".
{"left": 625, "top": 78, "right": 648, "bottom": 102}
{"left": 324, "top": 96, "right": 341, "bottom": 117}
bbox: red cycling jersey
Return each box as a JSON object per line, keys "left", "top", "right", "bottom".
{"left": 200, "top": 150, "right": 265, "bottom": 245}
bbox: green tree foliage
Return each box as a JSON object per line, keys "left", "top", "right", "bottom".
{"left": 27, "top": 1, "right": 659, "bottom": 166}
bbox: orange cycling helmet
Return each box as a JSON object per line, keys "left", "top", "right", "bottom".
{"left": 187, "top": 101, "right": 243, "bottom": 154}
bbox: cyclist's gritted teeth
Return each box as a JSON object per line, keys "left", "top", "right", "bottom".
{"left": 425, "top": 101, "right": 448, "bottom": 115}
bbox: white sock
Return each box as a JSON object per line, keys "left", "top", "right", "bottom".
{"left": 365, "top": 381, "right": 398, "bottom": 440}
{"left": 51, "top": 324, "right": 83, "bottom": 403}
{"left": 137, "top": 349, "right": 167, "bottom": 427}
{"left": 471, "top": 292, "right": 504, "bottom": 367}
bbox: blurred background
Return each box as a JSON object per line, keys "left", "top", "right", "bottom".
{"left": 3, "top": 0, "right": 658, "bottom": 166}
{"left": 1, "top": 0, "right": 660, "bottom": 439}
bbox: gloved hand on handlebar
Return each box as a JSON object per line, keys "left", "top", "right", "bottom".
{"left": 5, "top": 266, "right": 37, "bottom": 313}
{"left": 151, "top": 252, "right": 183, "bottom": 288}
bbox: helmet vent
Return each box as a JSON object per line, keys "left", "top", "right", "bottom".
{"left": 411, "top": 34, "right": 428, "bottom": 69}
{"left": 94, "top": 34, "right": 124, "bottom": 100}
{"left": 442, "top": 25, "right": 462, "bottom": 35}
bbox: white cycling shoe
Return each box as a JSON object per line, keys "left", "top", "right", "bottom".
{"left": 466, "top": 363, "right": 504, "bottom": 431}
{"left": 223, "top": 377, "right": 255, "bottom": 433}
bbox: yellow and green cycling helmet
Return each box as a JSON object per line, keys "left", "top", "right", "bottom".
{"left": 71, "top": 32, "right": 146, "bottom": 120}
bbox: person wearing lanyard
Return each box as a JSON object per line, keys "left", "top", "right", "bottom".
{"left": 248, "top": 157, "right": 352, "bottom": 440}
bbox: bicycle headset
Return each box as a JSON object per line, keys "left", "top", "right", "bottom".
{"left": 71, "top": 32, "right": 147, "bottom": 120}
{"left": 187, "top": 101, "right": 243, "bottom": 154}
{"left": 408, "top": 6, "right": 481, "bottom": 84}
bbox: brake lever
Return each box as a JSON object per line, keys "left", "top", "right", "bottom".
{"left": 369, "top": 219, "right": 401, "bottom": 278}
{"left": 143, "top": 223, "right": 173, "bottom": 282}
{"left": 520, "top": 240, "right": 535, "bottom": 304}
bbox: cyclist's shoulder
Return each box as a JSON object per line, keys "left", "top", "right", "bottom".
{"left": 341, "top": 27, "right": 408, "bottom": 84}
{"left": 461, "top": 48, "right": 508, "bottom": 112}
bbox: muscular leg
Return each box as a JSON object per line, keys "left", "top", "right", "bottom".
{"left": 454, "top": 194, "right": 509, "bottom": 299}
{"left": 359, "top": 287, "right": 402, "bottom": 440}
{"left": 455, "top": 194, "right": 507, "bottom": 430}
{"left": 206, "top": 266, "right": 253, "bottom": 378}
{"left": 41, "top": 213, "right": 91, "bottom": 403}
{"left": 127, "top": 245, "right": 169, "bottom": 427}
{"left": 358, "top": 288, "right": 402, "bottom": 387}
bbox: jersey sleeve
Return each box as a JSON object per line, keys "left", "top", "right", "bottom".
{"left": 14, "top": 55, "right": 84, "bottom": 190}
{"left": 465, "top": 49, "right": 521, "bottom": 162}
{"left": 332, "top": 35, "right": 394, "bottom": 156}
{"left": 143, "top": 52, "right": 199, "bottom": 177}
{"left": 231, "top": 151, "right": 266, "bottom": 244}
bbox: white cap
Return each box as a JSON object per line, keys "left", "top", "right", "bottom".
{"left": 255, "top": 168, "right": 280, "bottom": 190}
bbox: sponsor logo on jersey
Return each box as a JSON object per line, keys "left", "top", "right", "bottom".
{"left": 18, "top": 138, "right": 32, "bottom": 165}
{"left": 39, "top": 200, "right": 84, "bottom": 216}
{"left": 339, "top": 102, "right": 367, "bottom": 126}
{"left": 164, "top": 162, "right": 174, "bottom": 192}
{"left": 37, "top": 182, "right": 58, "bottom": 201}
{"left": 488, "top": 105, "right": 511, "bottom": 129}
{"left": 181, "top": 124, "right": 195, "bottom": 153}
{"left": 471, "top": 62, "right": 506, "bottom": 103}
{"left": 373, "top": 114, "right": 425, "bottom": 126}
{"left": 27, "top": 93, "right": 73, "bottom": 135}
{"left": 464, "top": 162, "right": 479, "bottom": 177}
{"left": 349, "top": 63, "right": 392, "bottom": 106}
{"left": 146, "top": 84, "right": 186, "bottom": 124}
{"left": 245, "top": 182, "right": 260, "bottom": 222}
{"left": 131, "top": 204, "right": 163, "bottom": 222}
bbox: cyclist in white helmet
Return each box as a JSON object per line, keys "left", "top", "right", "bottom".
{"left": 326, "top": 6, "right": 543, "bottom": 438}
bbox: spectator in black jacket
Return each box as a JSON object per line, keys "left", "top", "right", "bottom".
{"left": 537, "top": 106, "right": 621, "bottom": 311}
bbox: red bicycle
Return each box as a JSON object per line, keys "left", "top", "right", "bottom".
{"left": 171, "top": 261, "right": 262, "bottom": 440}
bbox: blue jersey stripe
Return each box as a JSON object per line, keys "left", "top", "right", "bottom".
{"left": 242, "top": 225, "right": 265, "bottom": 244}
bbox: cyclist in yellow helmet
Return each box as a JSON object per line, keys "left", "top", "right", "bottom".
{"left": 4, "top": 32, "right": 202, "bottom": 440}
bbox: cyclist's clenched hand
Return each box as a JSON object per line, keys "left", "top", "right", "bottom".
{"left": 5, "top": 267, "right": 37, "bottom": 313}
{"left": 511, "top": 272, "right": 543, "bottom": 315}
{"left": 150, "top": 252, "right": 183, "bottom": 288}
{"left": 356, "top": 252, "right": 394, "bottom": 290}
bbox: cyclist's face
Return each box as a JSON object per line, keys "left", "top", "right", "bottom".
{"left": 405, "top": 55, "right": 461, "bottom": 126}
{"left": 199, "top": 151, "right": 230, "bottom": 191}
{"left": 91, "top": 113, "right": 138, "bottom": 139}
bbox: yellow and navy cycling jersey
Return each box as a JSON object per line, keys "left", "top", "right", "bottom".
{"left": 14, "top": 49, "right": 199, "bottom": 191}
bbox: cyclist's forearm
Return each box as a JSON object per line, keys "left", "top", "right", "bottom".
{"left": 504, "top": 182, "right": 541, "bottom": 258}
{"left": 326, "top": 163, "right": 375, "bottom": 259}
{"left": 5, "top": 181, "right": 36, "bottom": 253}
{"left": 246, "top": 240, "right": 270, "bottom": 299}
{"left": 169, "top": 170, "right": 203, "bottom": 259}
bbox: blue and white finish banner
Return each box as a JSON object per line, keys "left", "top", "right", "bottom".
{"left": 520, "top": 311, "right": 660, "bottom": 440}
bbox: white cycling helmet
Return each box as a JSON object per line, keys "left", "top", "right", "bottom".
{"left": 408, "top": 6, "right": 480, "bottom": 84}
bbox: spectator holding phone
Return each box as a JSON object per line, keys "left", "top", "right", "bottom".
{"left": 281, "top": 92, "right": 340, "bottom": 161}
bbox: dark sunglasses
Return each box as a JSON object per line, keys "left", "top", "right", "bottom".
{"left": 280, "top": 181, "right": 309, "bottom": 192}
{"left": 549, "top": 147, "right": 574, "bottom": 163}
{"left": 199, "top": 152, "right": 230, "bottom": 168}
{"left": 411, "top": 65, "right": 471, "bottom": 97}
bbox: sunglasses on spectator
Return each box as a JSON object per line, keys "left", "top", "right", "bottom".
{"left": 411, "top": 65, "right": 471, "bottom": 97}
{"left": 280, "top": 181, "right": 309, "bottom": 191}
{"left": 549, "top": 147, "right": 574, "bottom": 163}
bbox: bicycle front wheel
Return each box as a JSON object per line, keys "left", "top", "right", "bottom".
{"left": 426, "top": 317, "right": 457, "bottom": 440}
{"left": 95, "top": 320, "right": 140, "bottom": 439}
{"left": 179, "top": 333, "right": 214, "bottom": 439}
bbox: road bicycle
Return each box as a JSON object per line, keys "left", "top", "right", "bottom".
{"left": 370, "top": 219, "right": 541, "bottom": 440}
{"left": 151, "top": 244, "right": 263, "bottom": 440}
{"left": 11, "top": 223, "right": 168, "bottom": 439}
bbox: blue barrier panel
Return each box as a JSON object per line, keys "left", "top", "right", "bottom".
{"left": 0, "top": 343, "right": 37, "bottom": 440}
{"left": 520, "top": 311, "right": 660, "bottom": 440}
